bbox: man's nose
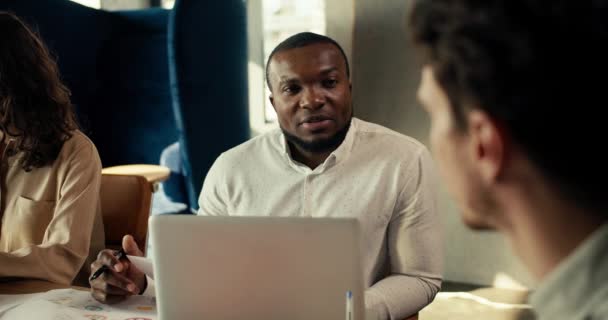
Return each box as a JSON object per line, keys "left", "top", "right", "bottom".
{"left": 299, "top": 87, "right": 325, "bottom": 110}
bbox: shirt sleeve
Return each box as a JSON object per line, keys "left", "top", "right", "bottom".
{"left": 365, "top": 147, "right": 444, "bottom": 320}
{"left": 0, "top": 139, "right": 102, "bottom": 285}
{"left": 197, "top": 153, "right": 230, "bottom": 216}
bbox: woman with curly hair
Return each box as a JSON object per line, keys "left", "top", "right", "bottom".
{"left": 0, "top": 11, "right": 104, "bottom": 285}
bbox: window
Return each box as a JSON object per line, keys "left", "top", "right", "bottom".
{"left": 68, "top": 0, "right": 100, "bottom": 9}
{"left": 260, "top": 0, "right": 326, "bottom": 123}
{"left": 69, "top": 0, "right": 174, "bottom": 10}
{"left": 161, "top": 0, "right": 175, "bottom": 9}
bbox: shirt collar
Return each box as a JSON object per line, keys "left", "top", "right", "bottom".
{"left": 530, "top": 223, "right": 608, "bottom": 319}
{"left": 280, "top": 117, "right": 357, "bottom": 172}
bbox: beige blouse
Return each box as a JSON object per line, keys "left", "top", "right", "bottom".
{"left": 0, "top": 130, "right": 104, "bottom": 285}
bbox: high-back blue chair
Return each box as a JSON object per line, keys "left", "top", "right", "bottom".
{"left": 2, "top": 0, "right": 251, "bottom": 212}
{"left": 168, "top": 0, "right": 250, "bottom": 210}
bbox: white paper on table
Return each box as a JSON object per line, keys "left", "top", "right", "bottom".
{"left": 128, "top": 255, "right": 154, "bottom": 280}
{"left": 0, "top": 292, "right": 43, "bottom": 316}
{"left": 0, "top": 288, "right": 157, "bottom": 320}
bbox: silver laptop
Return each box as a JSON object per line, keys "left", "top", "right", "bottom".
{"left": 149, "top": 215, "right": 365, "bottom": 320}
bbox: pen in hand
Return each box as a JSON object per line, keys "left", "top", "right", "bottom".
{"left": 89, "top": 248, "right": 127, "bottom": 281}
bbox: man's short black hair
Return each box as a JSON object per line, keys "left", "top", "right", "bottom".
{"left": 410, "top": 0, "right": 608, "bottom": 214}
{"left": 265, "top": 32, "right": 350, "bottom": 90}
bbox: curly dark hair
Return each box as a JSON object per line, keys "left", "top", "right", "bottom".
{"left": 409, "top": 0, "right": 608, "bottom": 213}
{"left": 0, "top": 11, "right": 79, "bottom": 171}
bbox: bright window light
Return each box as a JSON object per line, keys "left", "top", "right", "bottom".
{"left": 262, "top": 0, "right": 326, "bottom": 123}
{"left": 68, "top": 0, "right": 100, "bottom": 9}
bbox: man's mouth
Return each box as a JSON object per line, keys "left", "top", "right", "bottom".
{"left": 300, "top": 115, "right": 332, "bottom": 124}
{"left": 299, "top": 116, "right": 334, "bottom": 131}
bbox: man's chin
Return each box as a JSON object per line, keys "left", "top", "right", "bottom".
{"left": 282, "top": 120, "right": 351, "bottom": 154}
{"left": 300, "top": 132, "right": 334, "bottom": 143}
{"left": 294, "top": 136, "right": 340, "bottom": 153}
{"left": 461, "top": 210, "right": 496, "bottom": 231}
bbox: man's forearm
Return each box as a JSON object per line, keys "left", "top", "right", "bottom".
{"left": 365, "top": 274, "right": 440, "bottom": 320}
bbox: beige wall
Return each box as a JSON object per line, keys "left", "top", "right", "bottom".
{"left": 330, "top": 0, "right": 535, "bottom": 287}
{"left": 351, "top": 0, "right": 430, "bottom": 145}
{"left": 326, "top": 0, "right": 355, "bottom": 68}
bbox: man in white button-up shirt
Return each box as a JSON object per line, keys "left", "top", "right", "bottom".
{"left": 91, "top": 32, "right": 443, "bottom": 320}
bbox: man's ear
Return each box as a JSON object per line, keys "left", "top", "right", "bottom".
{"left": 467, "top": 109, "right": 508, "bottom": 184}
{"left": 269, "top": 95, "right": 275, "bottom": 110}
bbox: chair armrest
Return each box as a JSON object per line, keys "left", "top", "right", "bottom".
{"left": 102, "top": 164, "right": 170, "bottom": 185}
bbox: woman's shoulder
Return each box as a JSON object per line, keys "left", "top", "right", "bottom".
{"left": 59, "top": 130, "right": 101, "bottom": 165}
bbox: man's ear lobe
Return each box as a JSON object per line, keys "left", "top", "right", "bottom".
{"left": 468, "top": 110, "right": 507, "bottom": 183}
{"left": 269, "top": 95, "right": 275, "bottom": 110}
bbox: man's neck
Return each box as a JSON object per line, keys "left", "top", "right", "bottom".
{"left": 496, "top": 178, "right": 606, "bottom": 280}
{"left": 288, "top": 142, "right": 333, "bottom": 169}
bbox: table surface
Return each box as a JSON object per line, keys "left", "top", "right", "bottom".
{"left": 0, "top": 280, "right": 419, "bottom": 320}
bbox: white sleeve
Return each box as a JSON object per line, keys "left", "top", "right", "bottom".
{"left": 365, "top": 147, "right": 443, "bottom": 319}
{"left": 197, "top": 153, "right": 229, "bottom": 216}
{"left": 141, "top": 274, "right": 156, "bottom": 297}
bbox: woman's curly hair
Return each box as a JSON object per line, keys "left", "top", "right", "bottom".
{"left": 0, "top": 11, "right": 79, "bottom": 171}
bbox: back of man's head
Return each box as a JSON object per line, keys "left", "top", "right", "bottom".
{"left": 410, "top": 0, "right": 608, "bottom": 215}
{"left": 265, "top": 32, "right": 350, "bottom": 90}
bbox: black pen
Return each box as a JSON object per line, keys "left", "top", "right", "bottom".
{"left": 89, "top": 248, "right": 127, "bottom": 281}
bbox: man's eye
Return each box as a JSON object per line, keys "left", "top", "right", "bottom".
{"left": 323, "top": 79, "right": 338, "bottom": 88}
{"left": 284, "top": 85, "right": 301, "bottom": 94}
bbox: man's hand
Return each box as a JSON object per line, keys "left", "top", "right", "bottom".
{"left": 90, "top": 235, "right": 147, "bottom": 304}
